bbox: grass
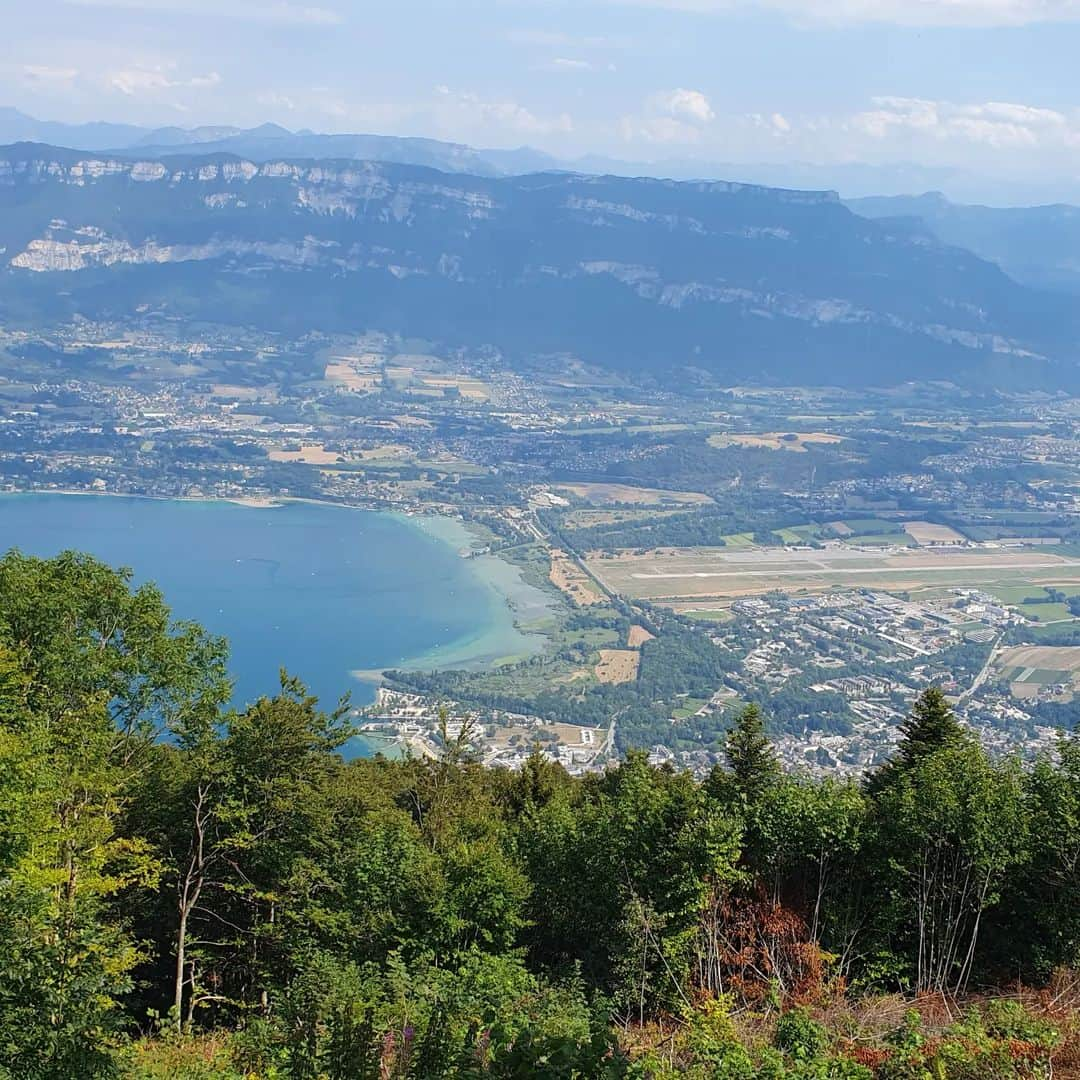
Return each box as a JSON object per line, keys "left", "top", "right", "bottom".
{"left": 719, "top": 532, "right": 757, "bottom": 549}
{"left": 683, "top": 609, "right": 735, "bottom": 624}
{"left": 841, "top": 518, "right": 905, "bottom": 533}
{"left": 671, "top": 697, "right": 708, "bottom": 720}
{"left": 1020, "top": 603, "right": 1075, "bottom": 622}
{"left": 985, "top": 585, "right": 1080, "bottom": 623}
{"left": 843, "top": 533, "right": 915, "bottom": 547}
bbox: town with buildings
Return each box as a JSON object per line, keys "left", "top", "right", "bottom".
{"left": 4, "top": 318, "right": 1080, "bottom": 776}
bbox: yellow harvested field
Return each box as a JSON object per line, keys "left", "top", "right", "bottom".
{"left": 586, "top": 545, "right": 1080, "bottom": 602}
{"left": 627, "top": 625, "right": 655, "bottom": 648}
{"left": 595, "top": 649, "right": 640, "bottom": 684}
{"left": 491, "top": 721, "right": 602, "bottom": 747}
{"left": 997, "top": 646, "right": 1080, "bottom": 672}
{"left": 904, "top": 521, "right": 967, "bottom": 545}
{"left": 324, "top": 361, "right": 382, "bottom": 391}
{"left": 1011, "top": 683, "right": 1041, "bottom": 700}
{"left": 556, "top": 482, "right": 711, "bottom": 506}
{"left": 995, "top": 646, "right": 1080, "bottom": 702}
{"left": 707, "top": 431, "right": 844, "bottom": 453}
{"left": 418, "top": 375, "right": 490, "bottom": 400}
{"left": 549, "top": 550, "right": 604, "bottom": 606}
{"left": 267, "top": 444, "right": 342, "bottom": 465}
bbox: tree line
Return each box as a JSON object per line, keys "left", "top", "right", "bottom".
{"left": 1, "top": 550, "right": 1078, "bottom": 1078}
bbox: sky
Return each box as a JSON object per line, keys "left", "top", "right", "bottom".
{"left": 5, "top": 0, "right": 1080, "bottom": 196}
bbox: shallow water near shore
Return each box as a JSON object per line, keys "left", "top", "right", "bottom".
{"left": 0, "top": 493, "right": 550, "bottom": 756}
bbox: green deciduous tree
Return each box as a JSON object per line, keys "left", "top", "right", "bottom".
{"left": 0, "top": 550, "right": 230, "bottom": 754}
{"left": 0, "top": 645, "right": 158, "bottom": 1078}
{"left": 869, "top": 742, "right": 1027, "bottom": 994}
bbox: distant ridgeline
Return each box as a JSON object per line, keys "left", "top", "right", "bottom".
{"left": 1, "top": 142, "right": 1078, "bottom": 389}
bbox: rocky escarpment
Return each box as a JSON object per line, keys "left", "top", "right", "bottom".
{"left": 0, "top": 142, "right": 1073, "bottom": 386}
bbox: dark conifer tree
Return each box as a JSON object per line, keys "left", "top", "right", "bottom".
{"left": 717, "top": 702, "right": 781, "bottom": 804}
{"left": 867, "top": 685, "right": 965, "bottom": 794}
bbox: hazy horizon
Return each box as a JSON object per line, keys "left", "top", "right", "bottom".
{"left": 6, "top": 0, "right": 1080, "bottom": 205}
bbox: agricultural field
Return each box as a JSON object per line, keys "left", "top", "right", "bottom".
{"left": 983, "top": 584, "right": 1080, "bottom": 623}
{"left": 995, "top": 645, "right": 1080, "bottom": 700}
{"left": 267, "top": 444, "right": 344, "bottom": 465}
{"left": 555, "top": 483, "right": 713, "bottom": 506}
{"left": 324, "top": 361, "right": 382, "bottom": 391}
{"left": 210, "top": 383, "right": 270, "bottom": 401}
{"left": 904, "top": 521, "right": 968, "bottom": 545}
{"left": 488, "top": 721, "right": 602, "bottom": 749}
{"left": 549, "top": 550, "right": 605, "bottom": 605}
{"left": 416, "top": 374, "right": 490, "bottom": 400}
{"left": 562, "top": 508, "right": 686, "bottom": 528}
{"left": 594, "top": 649, "right": 640, "bottom": 684}
{"left": 706, "top": 431, "right": 844, "bottom": 452}
{"left": 671, "top": 696, "right": 709, "bottom": 720}
{"left": 718, "top": 532, "right": 758, "bottom": 549}
{"left": 847, "top": 531, "right": 916, "bottom": 548}
{"left": 586, "top": 544, "right": 1080, "bottom": 602}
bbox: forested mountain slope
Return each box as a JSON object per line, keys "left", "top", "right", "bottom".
{"left": 2, "top": 143, "right": 1077, "bottom": 388}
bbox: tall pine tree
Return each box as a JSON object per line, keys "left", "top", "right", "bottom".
{"left": 711, "top": 703, "right": 781, "bottom": 805}
{"left": 868, "top": 686, "right": 965, "bottom": 794}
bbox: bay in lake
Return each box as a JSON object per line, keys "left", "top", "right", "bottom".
{"left": 0, "top": 494, "right": 551, "bottom": 753}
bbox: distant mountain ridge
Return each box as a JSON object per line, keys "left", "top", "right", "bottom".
{"left": 0, "top": 108, "right": 555, "bottom": 177}
{"left": 0, "top": 141, "right": 1076, "bottom": 388}
{"left": 847, "top": 191, "right": 1080, "bottom": 296}
{"left": 11, "top": 106, "right": 1080, "bottom": 206}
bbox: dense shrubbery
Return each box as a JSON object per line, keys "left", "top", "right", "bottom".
{"left": 2, "top": 550, "right": 1080, "bottom": 1078}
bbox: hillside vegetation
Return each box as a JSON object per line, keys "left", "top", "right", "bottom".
{"left": 2, "top": 549, "right": 1080, "bottom": 1078}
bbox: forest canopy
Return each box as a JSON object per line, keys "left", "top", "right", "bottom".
{"left": 1, "top": 550, "right": 1079, "bottom": 1078}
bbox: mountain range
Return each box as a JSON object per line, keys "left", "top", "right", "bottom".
{"left": 8, "top": 107, "right": 1080, "bottom": 204}
{"left": 847, "top": 192, "right": 1080, "bottom": 296}
{"left": 3, "top": 141, "right": 1078, "bottom": 389}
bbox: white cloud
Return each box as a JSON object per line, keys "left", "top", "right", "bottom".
{"left": 620, "top": 87, "right": 716, "bottom": 144}
{"left": 22, "top": 65, "right": 80, "bottom": 85}
{"left": 616, "top": 0, "right": 1080, "bottom": 27}
{"left": 107, "top": 64, "right": 221, "bottom": 96}
{"left": 850, "top": 95, "right": 1077, "bottom": 148}
{"left": 549, "top": 57, "right": 594, "bottom": 71}
{"left": 432, "top": 87, "right": 574, "bottom": 137}
{"left": 653, "top": 88, "right": 715, "bottom": 124}
{"left": 257, "top": 90, "right": 297, "bottom": 111}
{"left": 63, "top": 0, "right": 343, "bottom": 25}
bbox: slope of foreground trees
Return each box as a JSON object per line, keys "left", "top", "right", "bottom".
{"left": 1, "top": 550, "right": 1080, "bottom": 1078}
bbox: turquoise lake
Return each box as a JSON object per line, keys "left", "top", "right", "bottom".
{"left": 0, "top": 494, "right": 549, "bottom": 750}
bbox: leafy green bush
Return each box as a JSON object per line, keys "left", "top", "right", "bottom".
{"left": 775, "top": 1007, "right": 828, "bottom": 1060}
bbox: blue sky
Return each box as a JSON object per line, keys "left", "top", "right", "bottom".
{"left": 6, "top": 0, "right": 1080, "bottom": 182}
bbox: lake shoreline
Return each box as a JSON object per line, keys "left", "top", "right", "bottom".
{"left": 0, "top": 490, "right": 555, "bottom": 759}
